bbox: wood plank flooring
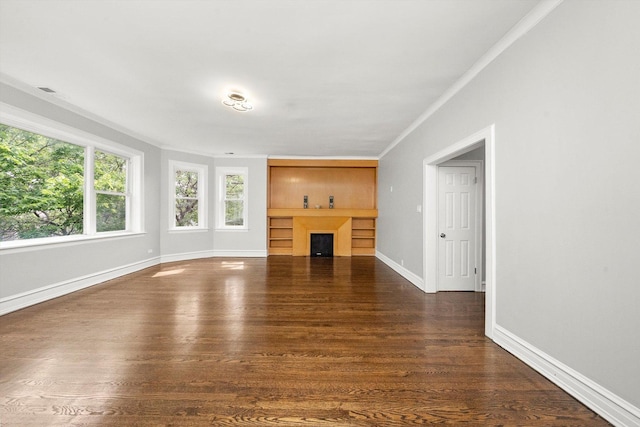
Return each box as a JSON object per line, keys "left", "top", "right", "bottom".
{"left": 1, "top": 257, "right": 609, "bottom": 426}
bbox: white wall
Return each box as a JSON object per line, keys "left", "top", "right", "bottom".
{"left": 160, "top": 149, "right": 216, "bottom": 261}
{"left": 212, "top": 156, "right": 267, "bottom": 256}
{"left": 377, "top": 0, "right": 640, "bottom": 421}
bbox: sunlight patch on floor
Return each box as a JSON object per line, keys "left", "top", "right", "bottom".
{"left": 152, "top": 268, "right": 185, "bottom": 277}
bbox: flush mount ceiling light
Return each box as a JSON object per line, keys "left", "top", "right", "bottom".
{"left": 222, "top": 91, "right": 253, "bottom": 112}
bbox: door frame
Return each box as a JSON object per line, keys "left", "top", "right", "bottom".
{"left": 437, "top": 160, "right": 484, "bottom": 292}
{"left": 423, "top": 125, "right": 496, "bottom": 338}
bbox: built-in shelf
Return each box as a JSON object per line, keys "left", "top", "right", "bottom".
{"left": 268, "top": 217, "right": 293, "bottom": 254}
{"left": 351, "top": 218, "right": 375, "bottom": 255}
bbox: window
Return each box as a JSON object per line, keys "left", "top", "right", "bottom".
{"left": 169, "top": 161, "right": 207, "bottom": 230}
{"left": 217, "top": 167, "right": 248, "bottom": 229}
{"left": 0, "top": 109, "right": 143, "bottom": 248}
{"left": 94, "top": 150, "right": 128, "bottom": 232}
{"left": 0, "top": 124, "right": 85, "bottom": 241}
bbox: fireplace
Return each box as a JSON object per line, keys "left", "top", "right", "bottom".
{"left": 310, "top": 233, "right": 334, "bottom": 257}
{"left": 291, "top": 216, "right": 351, "bottom": 256}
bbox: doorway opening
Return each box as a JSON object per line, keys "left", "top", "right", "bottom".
{"left": 423, "top": 125, "right": 496, "bottom": 338}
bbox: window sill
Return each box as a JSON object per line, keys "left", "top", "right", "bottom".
{"left": 215, "top": 228, "right": 249, "bottom": 232}
{"left": 167, "top": 228, "right": 210, "bottom": 234}
{"left": 0, "top": 232, "right": 147, "bottom": 254}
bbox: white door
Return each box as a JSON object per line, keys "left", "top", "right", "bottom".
{"left": 438, "top": 166, "right": 477, "bottom": 291}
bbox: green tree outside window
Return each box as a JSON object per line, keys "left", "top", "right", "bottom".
{"left": 224, "top": 174, "right": 244, "bottom": 226}
{"left": 94, "top": 150, "right": 127, "bottom": 232}
{"left": 175, "top": 170, "right": 199, "bottom": 227}
{"left": 0, "top": 124, "right": 84, "bottom": 241}
{"left": 0, "top": 123, "right": 132, "bottom": 242}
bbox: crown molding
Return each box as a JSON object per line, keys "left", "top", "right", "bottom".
{"left": 379, "top": 0, "right": 564, "bottom": 158}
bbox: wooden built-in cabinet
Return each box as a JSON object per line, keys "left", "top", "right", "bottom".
{"left": 267, "top": 159, "right": 377, "bottom": 256}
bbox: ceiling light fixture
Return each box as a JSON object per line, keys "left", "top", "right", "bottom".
{"left": 222, "top": 91, "right": 253, "bottom": 112}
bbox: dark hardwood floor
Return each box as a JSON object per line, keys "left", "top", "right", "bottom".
{"left": 1, "top": 257, "right": 609, "bottom": 426}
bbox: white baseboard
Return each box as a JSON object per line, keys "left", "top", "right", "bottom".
{"left": 212, "top": 249, "right": 268, "bottom": 258}
{"left": 494, "top": 325, "right": 640, "bottom": 427}
{"left": 161, "top": 249, "right": 269, "bottom": 264}
{"left": 160, "top": 250, "right": 216, "bottom": 264}
{"left": 0, "top": 256, "right": 160, "bottom": 315}
{"left": 376, "top": 250, "right": 425, "bottom": 291}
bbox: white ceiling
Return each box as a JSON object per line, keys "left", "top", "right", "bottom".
{"left": 0, "top": 0, "right": 539, "bottom": 157}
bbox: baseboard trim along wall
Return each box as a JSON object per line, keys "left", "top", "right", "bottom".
{"left": 161, "top": 249, "right": 267, "bottom": 263}
{"left": 376, "top": 250, "right": 425, "bottom": 291}
{"left": 211, "top": 250, "right": 268, "bottom": 258}
{"left": 160, "top": 250, "right": 217, "bottom": 264}
{"left": 0, "top": 256, "right": 161, "bottom": 316}
{"left": 494, "top": 325, "right": 640, "bottom": 427}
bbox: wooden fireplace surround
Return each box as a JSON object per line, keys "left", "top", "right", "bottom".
{"left": 267, "top": 159, "right": 378, "bottom": 256}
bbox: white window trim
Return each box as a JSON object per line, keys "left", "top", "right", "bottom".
{"left": 87, "top": 147, "right": 135, "bottom": 234}
{"left": 168, "top": 160, "right": 208, "bottom": 231}
{"left": 216, "top": 167, "right": 248, "bottom": 230}
{"left": 0, "top": 103, "right": 144, "bottom": 250}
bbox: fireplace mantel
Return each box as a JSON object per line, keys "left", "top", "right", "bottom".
{"left": 267, "top": 209, "right": 378, "bottom": 256}
{"left": 292, "top": 216, "right": 352, "bottom": 256}
{"left": 267, "top": 208, "right": 378, "bottom": 218}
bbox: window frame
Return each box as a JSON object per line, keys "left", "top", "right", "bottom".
{"left": 168, "top": 160, "right": 208, "bottom": 231}
{"left": 0, "top": 103, "right": 144, "bottom": 250}
{"left": 216, "top": 167, "right": 248, "bottom": 231}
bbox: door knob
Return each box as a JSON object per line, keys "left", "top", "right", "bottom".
{"left": 440, "top": 233, "right": 446, "bottom": 238}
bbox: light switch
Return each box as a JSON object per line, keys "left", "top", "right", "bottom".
{"left": 416, "top": 205, "right": 422, "bottom": 213}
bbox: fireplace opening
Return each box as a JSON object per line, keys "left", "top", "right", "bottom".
{"left": 310, "top": 233, "right": 334, "bottom": 257}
